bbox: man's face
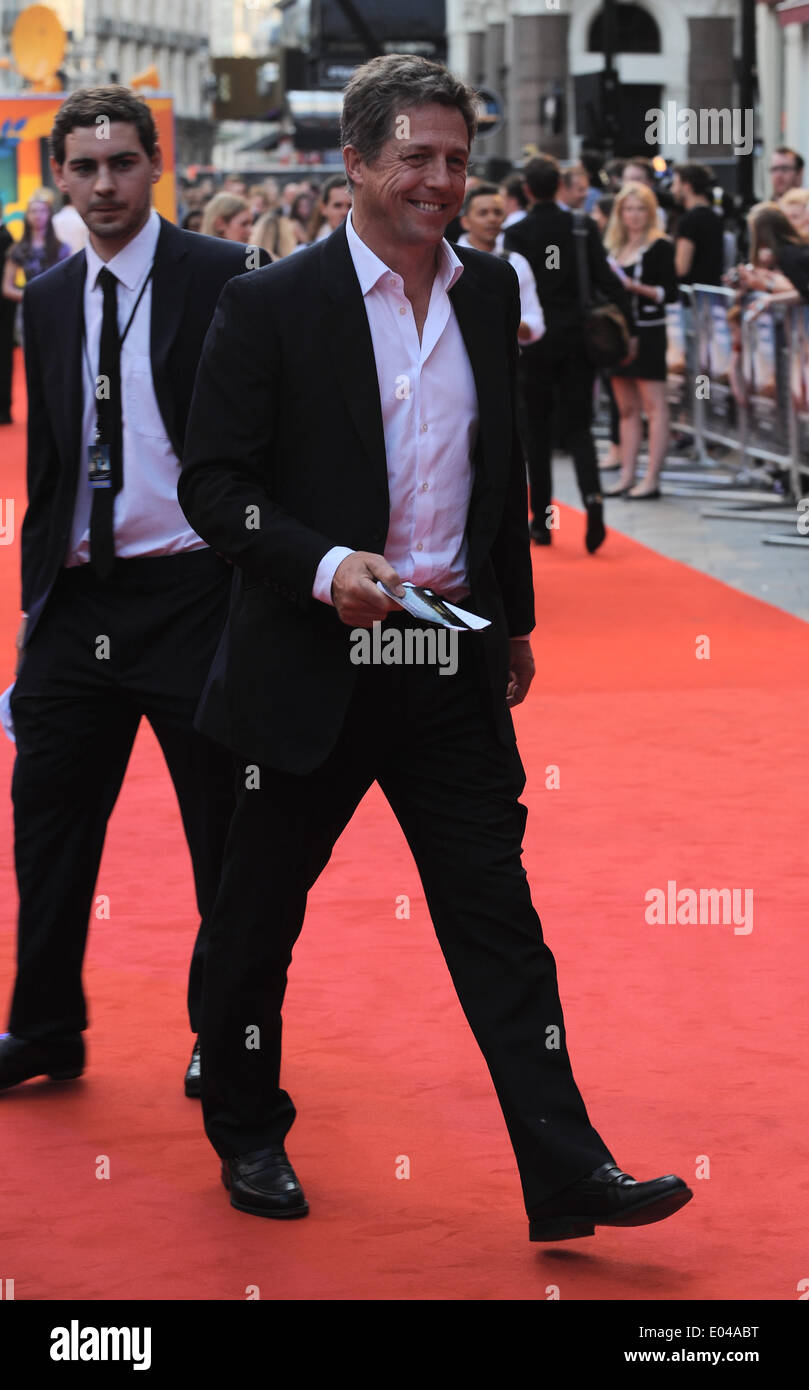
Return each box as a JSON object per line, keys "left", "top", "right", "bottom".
{"left": 770, "top": 156, "right": 802, "bottom": 198}
{"left": 323, "top": 186, "right": 352, "bottom": 229}
{"left": 671, "top": 173, "right": 684, "bottom": 205}
{"left": 563, "top": 173, "right": 589, "bottom": 209}
{"left": 461, "top": 192, "right": 505, "bottom": 249}
{"left": 622, "top": 164, "right": 650, "bottom": 188}
{"left": 345, "top": 102, "right": 469, "bottom": 248}
{"left": 51, "top": 122, "right": 161, "bottom": 243}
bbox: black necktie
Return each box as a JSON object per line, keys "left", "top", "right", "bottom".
{"left": 89, "top": 266, "right": 122, "bottom": 579}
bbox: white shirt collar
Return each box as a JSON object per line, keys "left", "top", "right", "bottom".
{"left": 345, "top": 207, "right": 463, "bottom": 297}
{"left": 85, "top": 207, "right": 161, "bottom": 293}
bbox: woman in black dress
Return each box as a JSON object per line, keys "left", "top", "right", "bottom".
{"left": 603, "top": 182, "right": 679, "bottom": 498}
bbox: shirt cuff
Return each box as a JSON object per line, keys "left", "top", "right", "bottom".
{"left": 312, "top": 546, "right": 355, "bottom": 605}
{"left": 511, "top": 633, "right": 532, "bottom": 641}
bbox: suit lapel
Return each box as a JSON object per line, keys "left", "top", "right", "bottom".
{"left": 150, "top": 215, "right": 190, "bottom": 453}
{"left": 322, "top": 227, "right": 389, "bottom": 512}
{"left": 54, "top": 251, "right": 86, "bottom": 479}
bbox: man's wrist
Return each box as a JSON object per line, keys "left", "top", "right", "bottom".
{"left": 312, "top": 546, "right": 355, "bottom": 606}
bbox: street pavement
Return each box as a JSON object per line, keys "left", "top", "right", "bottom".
{"left": 548, "top": 444, "right": 808, "bottom": 622}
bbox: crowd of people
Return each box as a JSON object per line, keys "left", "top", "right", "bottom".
{"left": 2, "top": 135, "right": 809, "bottom": 545}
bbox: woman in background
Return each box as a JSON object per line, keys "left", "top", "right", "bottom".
{"left": 2, "top": 188, "right": 71, "bottom": 307}
{"left": 252, "top": 208, "right": 299, "bottom": 261}
{"left": 200, "top": 193, "right": 254, "bottom": 242}
{"left": 604, "top": 182, "right": 678, "bottom": 499}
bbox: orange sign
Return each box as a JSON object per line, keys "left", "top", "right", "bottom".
{"left": 0, "top": 93, "right": 177, "bottom": 236}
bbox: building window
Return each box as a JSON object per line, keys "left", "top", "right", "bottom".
{"left": 588, "top": 3, "right": 661, "bottom": 55}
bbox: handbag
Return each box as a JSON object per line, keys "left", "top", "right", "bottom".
{"left": 572, "top": 211, "right": 631, "bottom": 367}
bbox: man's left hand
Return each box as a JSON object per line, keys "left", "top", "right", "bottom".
{"left": 506, "top": 638, "right": 535, "bottom": 707}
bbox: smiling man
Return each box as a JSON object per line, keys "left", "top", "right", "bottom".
{"left": 1, "top": 87, "right": 267, "bottom": 1102}
{"left": 179, "top": 54, "right": 692, "bottom": 1242}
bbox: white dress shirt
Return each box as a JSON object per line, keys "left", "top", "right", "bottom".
{"left": 502, "top": 209, "right": 527, "bottom": 229}
{"left": 313, "top": 209, "right": 479, "bottom": 605}
{"left": 67, "top": 207, "right": 206, "bottom": 566}
{"left": 52, "top": 204, "right": 89, "bottom": 255}
{"left": 456, "top": 235, "right": 545, "bottom": 344}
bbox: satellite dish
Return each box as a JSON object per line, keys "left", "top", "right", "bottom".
{"left": 11, "top": 5, "right": 66, "bottom": 85}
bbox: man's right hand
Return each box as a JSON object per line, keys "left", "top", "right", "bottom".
{"left": 14, "top": 615, "right": 26, "bottom": 675}
{"left": 331, "top": 552, "right": 405, "bottom": 627}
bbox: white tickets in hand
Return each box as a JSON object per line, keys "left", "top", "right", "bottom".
{"left": 376, "top": 581, "right": 490, "bottom": 631}
{"left": 0, "top": 683, "right": 15, "bottom": 743}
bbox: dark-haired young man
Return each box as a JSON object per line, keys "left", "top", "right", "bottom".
{"left": 505, "top": 153, "right": 634, "bottom": 552}
{"left": 499, "top": 173, "right": 528, "bottom": 230}
{"left": 457, "top": 183, "right": 544, "bottom": 344}
{"left": 671, "top": 163, "right": 723, "bottom": 287}
{"left": 179, "top": 53, "right": 691, "bottom": 1242}
{"left": 0, "top": 87, "right": 268, "bottom": 1097}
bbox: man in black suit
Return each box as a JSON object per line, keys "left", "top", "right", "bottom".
{"left": 179, "top": 55, "right": 692, "bottom": 1242}
{"left": 505, "top": 154, "right": 635, "bottom": 552}
{"left": 0, "top": 87, "right": 267, "bottom": 1097}
{"left": 0, "top": 197, "right": 16, "bottom": 424}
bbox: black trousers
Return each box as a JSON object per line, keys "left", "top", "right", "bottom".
{"left": 518, "top": 328, "right": 601, "bottom": 529}
{"left": 0, "top": 301, "right": 15, "bottom": 418}
{"left": 201, "top": 621, "right": 614, "bottom": 1213}
{"left": 8, "top": 549, "right": 236, "bottom": 1042}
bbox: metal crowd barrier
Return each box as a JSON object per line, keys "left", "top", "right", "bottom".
{"left": 658, "top": 285, "right": 808, "bottom": 547}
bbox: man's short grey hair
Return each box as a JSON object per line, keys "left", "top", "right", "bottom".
{"left": 341, "top": 54, "right": 478, "bottom": 184}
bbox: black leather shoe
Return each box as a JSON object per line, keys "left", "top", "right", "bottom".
{"left": 221, "top": 1146, "right": 309, "bottom": 1219}
{"left": 184, "top": 1037, "right": 201, "bottom": 1098}
{"left": 0, "top": 1032, "right": 84, "bottom": 1091}
{"left": 528, "top": 1162, "right": 693, "bottom": 1241}
{"left": 584, "top": 498, "right": 606, "bottom": 553}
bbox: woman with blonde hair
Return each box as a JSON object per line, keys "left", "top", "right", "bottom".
{"left": 252, "top": 208, "right": 299, "bottom": 261}
{"left": 603, "top": 182, "right": 678, "bottom": 499}
{"left": 778, "top": 187, "right": 809, "bottom": 239}
{"left": 200, "top": 192, "right": 254, "bottom": 242}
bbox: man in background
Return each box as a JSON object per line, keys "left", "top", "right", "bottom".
{"left": 0, "top": 87, "right": 267, "bottom": 1098}
{"left": 506, "top": 153, "right": 634, "bottom": 552}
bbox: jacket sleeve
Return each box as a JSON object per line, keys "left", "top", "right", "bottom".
{"left": 649, "top": 237, "right": 679, "bottom": 303}
{"left": 489, "top": 266, "right": 535, "bottom": 638}
{"left": 178, "top": 272, "right": 338, "bottom": 611}
{"left": 19, "top": 289, "right": 63, "bottom": 614}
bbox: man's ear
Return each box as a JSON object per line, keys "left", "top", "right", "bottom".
{"left": 150, "top": 142, "right": 164, "bottom": 182}
{"left": 460, "top": 213, "right": 469, "bottom": 232}
{"left": 342, "top": 145, "right": 364, "bottom": 191}
{"left": 50, "top": 157, "right": 68, "bottom": 195}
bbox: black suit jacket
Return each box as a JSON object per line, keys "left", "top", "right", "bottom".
{"left": 178, "top": 224, "right": 535, "bottom": 775}
{"left": 505, "top": 202, "right": 632, "bottom": 335}
{"left": 19, "top": 215, "right": 268, "bottom": 641}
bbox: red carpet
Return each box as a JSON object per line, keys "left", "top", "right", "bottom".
{"left": 0, "top": 347, "right": 806, "bottom": 1299}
